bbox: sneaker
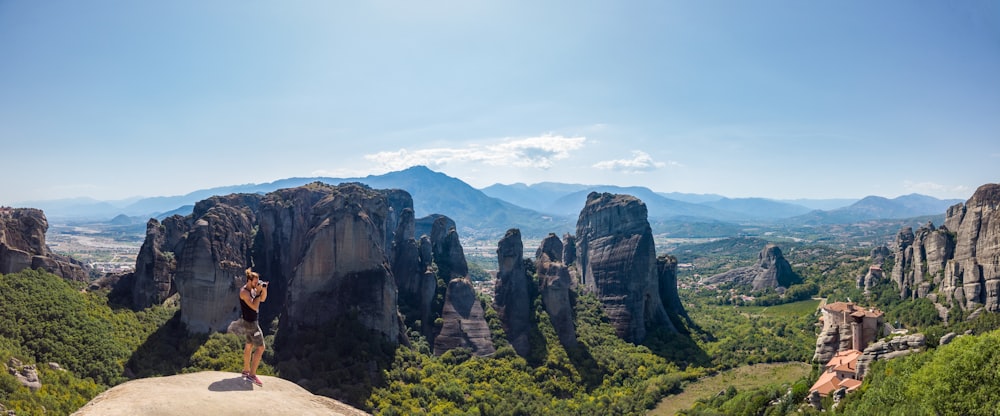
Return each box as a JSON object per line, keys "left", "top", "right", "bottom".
{"left": 241, "top": 370, "right": 250, "bottom": 378}
{"left": 248, "top": 374, "right": 263, "bottom": 386}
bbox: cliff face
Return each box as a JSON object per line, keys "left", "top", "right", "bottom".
{"left": 430, "top": 216, "right": 494, "bottom": 356}
{"left": 0, "top": 207, "right": 88, "bottom": 281}
{"left": 172, "top": 195, "right": 260, "bottom": 333}
{"left": 131, "top": 219, "right": 176, "bottom": 309}
{"left": 434, "top": 277, "right": 496, "bottom": 356}
{"left": 494, "top": 228, "right": 532, "bottom": 357}
{"left": 892, "top": 183, "right": 1000, "bottom": 312}
{"left": 128, "top": 183, "right": 409, "bottom": 347}
{"left": 265, "top": 184, "right": 402, "bottom": 343}
{"left": 657, "top": 254, "right": 687, "bottom": 319}
{"left": 537, "top": 236, "right": 577, "bottom": 349}
{"left": 575, "top": 192, "right": 677, "bottom": 343}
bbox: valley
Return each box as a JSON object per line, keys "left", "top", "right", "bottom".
{"left": 1, "top": 176, "right": 997, "bottom": 415}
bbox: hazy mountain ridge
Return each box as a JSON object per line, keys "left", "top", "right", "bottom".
{"left": 16, "top": 167, "right": 964, "bottom": 238}
{"left": 788, "top": 194, "right": 963, "bottom": 225}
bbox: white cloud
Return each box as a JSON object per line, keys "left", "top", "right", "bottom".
{"left": 364, "top": 134, "right": 586, "bottom": 170}
{"left": 592, "top": 151, "right": 675, "bottom": 173}
{"left": 902, "top": 181, "right": 972, "bottom": 197}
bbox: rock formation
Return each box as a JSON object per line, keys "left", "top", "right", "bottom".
{"left": 575, "top": 192, "right": 677, "bottom": 343}
{"left": 130, "top": 219, "right": 178, "bottom": 309}
{"left": 536, "top": 232, "right": 563, "bottom": 261}
{"left": 537, "top": 242, "right": 577, "bottom": 349}
{"left": 813, "top": 302, "right": 885, "bottom": 363}
{"left": 429, "top": 216, "right": 494, "bottom": 356}
{"left": 701, "top": 244, "right": 801, "bottom": 291}
{"left": 870, "top": 245, "right": 891, "bottom": 265}
{"left": 433, "top": 277, "right": 496, "bottom": 356}
{"left": 6, "top": 357, "right": 41, "bottom": 392}
{"left": 430, "top": 215, "right": 468, "bottom": 280}
{"left": 891, "top": 183, "right": 1000, "bottom": 312}
{"left": 855, "top": 333, "right": 925, "bottom": 378}
{"left": 391, "top": 207, "right": 436, "bottom": 336}
{"left": 0, "top": 207, "right": 88, "bottom": 281}
{"left": 657, "top": 254, "right": 687, "bottom": 319}
{"left": 126, "top": 182, "right": 409, "bottom": 348}
{"left": 562, "top": 233, "right": 577, "bottom": 266}
{"left": 494, "top": 229, "right": 532, "bottom": 356}
{"left": 857, "top": 266, "right": 884, "bottom": 294}
{"left": 174, "top": 198, "right": 259, "bottom": 333}
{"left": 261, "top": 184, "right": 403, "bottom": 344}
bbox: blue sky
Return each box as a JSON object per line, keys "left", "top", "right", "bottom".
{"left": 1, "top": 1, "right": 997, "bottom": 205}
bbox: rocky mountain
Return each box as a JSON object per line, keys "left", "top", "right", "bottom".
{"left": 891, "top": 183, "right": 1000, "bottom": 312}
{"left": 0, "top": 207, "right": 88, "bottom": 281}
{"left": 550, "top": 186, "right": 740, "bottom": 220}
{"left": 699, "top": 197, "right": 812, "bottom": 220}
{"left": 479, "top": 182, "right": 591, "bottom": 213}
{"left": 26, "top": 166, "right": 568, "bottom": 239}
{"left": 575, "top": 192, "right": 679, "bottom": 343}
{"left": 791, "top": 194, "right": 963, "bottom": 225}
{"left": 701, "top": 244, "right": 802, "bottom": 291}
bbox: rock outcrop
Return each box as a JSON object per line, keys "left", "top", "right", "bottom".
{"left": 130, "top": 219, "right": 178, "bottom": 309}
{"left": 870, "top": 245, "right": 891, "bottom": 265}
{"left": 0, "top": 207, "right": 88, "bottom": 281}
{"left": 391, "top": 208, "right": 437, "bottom": 336}
{"left": 494, "top": 229, "right": 532, "bottom": 356}
{"left": 430, "top": 216, "right": 494, "bottom": 356}
{"left": 157, "top": 195, "right": 258, "bottom": 333}
{"left": 855, "top": 333, "right": 925, "bottom": 378}
{"left": 72, "top": 371, "right": 369, "bottom": 416}
{"left": 857, "top": 266, "right": 884, "bottom": 294}
{"left": 657, "top": 254, "right": 687, "bottom": 319}
{"left": 536, "top": 232, "right": 563, "bottom": 262}
{"left": 126, "top": 183, "right": 409, "bottom": 348}
{"left": 262, "top": 184, "right": 403, "bottom": 344}
{"left": 6, "top": 357, "right": 41, "bottom": 392}
{"left": 813, "top": 302, "right": 885, "bottom": 363}
{"left": 701, "top": 244, "right": 801, "bottom": 291}
{"left": 575, "top": 192, "right": 677, "bottom": 343}
{"left": 430, "top": 215, "right": 468, "bottom": 280}
{"left": 891, "top": 183, "right": 1000, "bottom": 312}
{"left": 433, "top": 277, "right": 496, "bottom": 356}
{"left": 537, "top": 244, "right": 577, "bottom": 349}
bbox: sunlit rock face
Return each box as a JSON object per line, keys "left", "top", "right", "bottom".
{"left": 172, "top": 194, "right": 260, "bottom": 333}
{"left": 259, "top": 183, "right": 403, "bottom": 343}
{"left": 700, "top": 244, "right": 801, "bottom": 291}
{"left": 893, "top": 183, "right": 1000, "bottom": 312}
{"left": 132, "top": 182, "right": 409, "bottom": 348}
{"left": 430, "top": 216, "right": 494, "bottom": 356}
{"left": 0, "top": 207, "right": 88, "bottom": 281}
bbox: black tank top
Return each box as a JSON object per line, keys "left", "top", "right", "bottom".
{"left": 240, "top": 288, "right": 258, "bottom": 322}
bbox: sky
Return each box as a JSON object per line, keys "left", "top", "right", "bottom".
{"left": 1, "top": 1, "right": 998, "bottom": 205}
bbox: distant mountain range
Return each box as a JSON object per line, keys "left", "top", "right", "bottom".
{"left": 17, "top": 166, "right": 965, "bottom": 239}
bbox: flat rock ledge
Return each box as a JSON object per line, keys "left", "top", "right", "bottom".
{"left": 72, "top": 371, "right": 369, "bottom": 416}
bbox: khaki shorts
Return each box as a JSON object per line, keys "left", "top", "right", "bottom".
{"left": 228, "top": 319, "right": 265, "bottom": 347}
